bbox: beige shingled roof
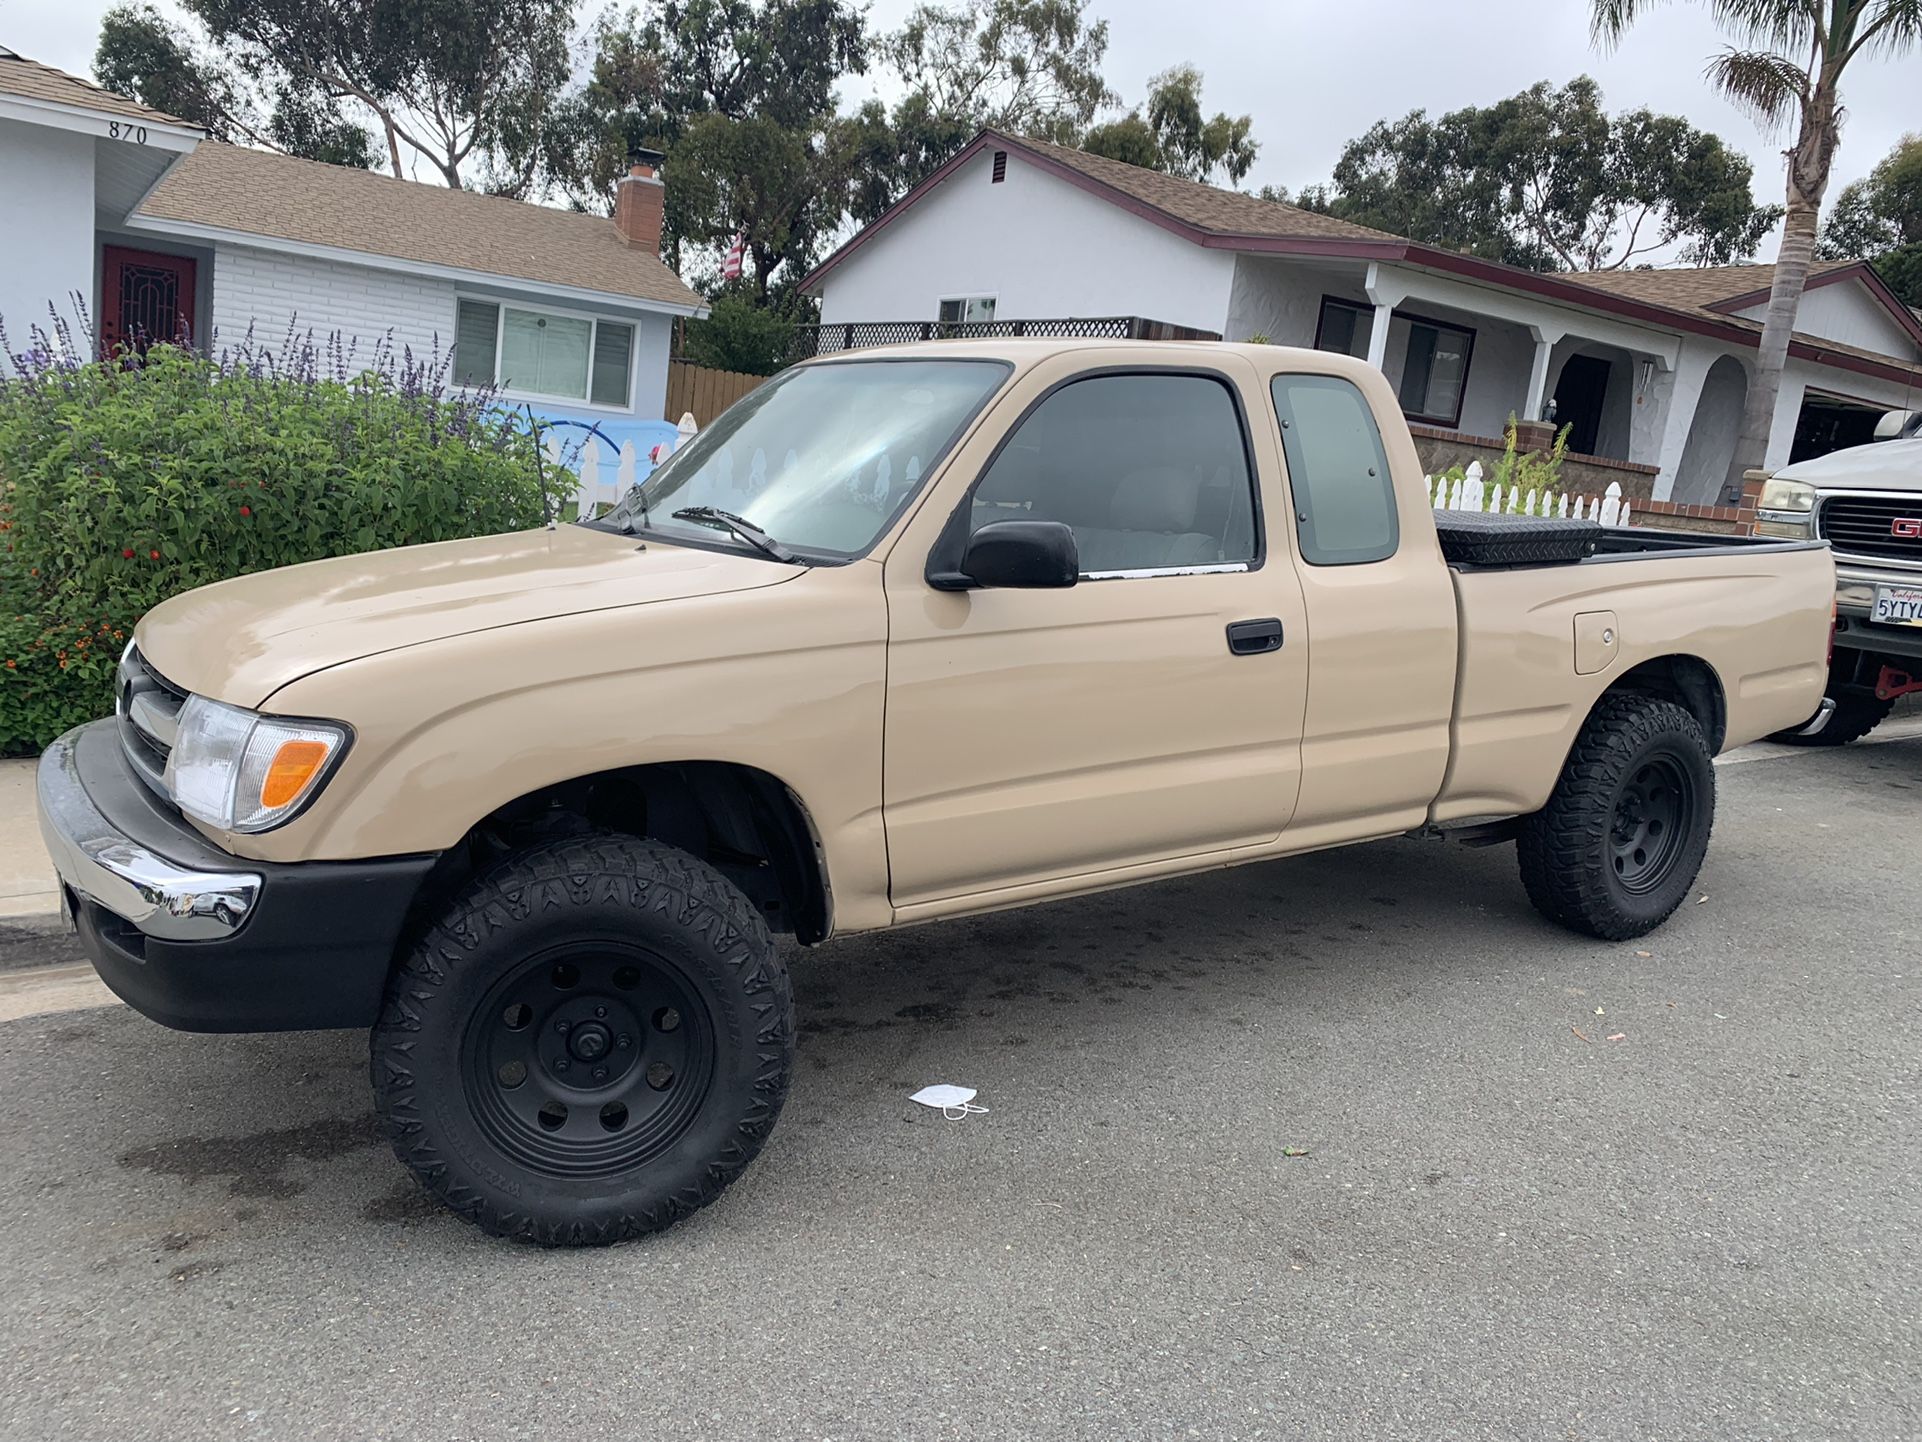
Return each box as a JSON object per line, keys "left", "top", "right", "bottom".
{"left": 1558, "top": 260, "right": 1860, "bottom": 317}
{"left": 996, "top": 130, "right": 1401, "bottom": 244}
{"left": 0, "top": 45, "right": 195, "bottom": 128}
{"left": 135, "top": 141, "right": 703, "bottom": 312}
{"left": 1560, "top": 258, "right": 1921, "bottom": 376}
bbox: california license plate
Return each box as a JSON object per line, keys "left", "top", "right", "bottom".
{"left": 1873, "top": 585, "right": 1922, "bottom": 626}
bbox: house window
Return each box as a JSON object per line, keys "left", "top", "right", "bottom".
{"left": 1313, "top": 297, "right": 1475, "bottom": 429}
{"left": 938, "top": 296, "right": 997, "bottom": 325}
{"left": 1314, "top": 298, "right": 1370, "bottom": 360}
{"left": 1396, "top": 315, "right": 1473, "bottom": 427}
{"left": 454, "top": 298, "right": 634, "bottom": 407}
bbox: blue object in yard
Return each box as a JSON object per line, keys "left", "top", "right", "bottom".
{"left": 510, "top": 408, "right": 688, "bottom": 518}
{"left": 528, "top": 413, "right": 684, "bottom": 480}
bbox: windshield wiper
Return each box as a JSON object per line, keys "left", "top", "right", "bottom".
{"left": 669, "top": 506, "right": 803, "bottom": 564}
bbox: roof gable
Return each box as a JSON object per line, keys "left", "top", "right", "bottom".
{"left": 132, "top": 142, "right": 702, "bottom": 312}
{"left": 801, "top": 129, "right": 1400, "bottom": 293}
{"left": 0, "top": 46, "right": 196, "bottom": 130}
{"left": 998, "top": 132, "right": 1400, "bottom": 246}
{"left": 1559, "top": 257, "right": 1922, "bottom": 360}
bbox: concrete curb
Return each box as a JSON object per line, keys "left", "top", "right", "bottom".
{"left": 0, "top": 914, "right": 80, "bottom": 974}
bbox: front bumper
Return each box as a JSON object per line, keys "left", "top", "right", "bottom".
{"left": 36, "top": 720, "right": 437, "bottom": 1033}
{"left": 1834, "top": 568, "right": 1922, "bottom": 662}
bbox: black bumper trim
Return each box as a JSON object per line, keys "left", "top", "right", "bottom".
{"left": 46, "top": 719, "right": 438, "bottom": 1033}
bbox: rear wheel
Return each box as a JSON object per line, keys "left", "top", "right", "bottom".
{"left": 1517, "top": 695, "right": 1715, "bottom": 940}
{"left": 371, "top": 835, "right": 792, "bottom": 1245}
{"left": 1768, "top": 691, "right": 1892, "bottom": 747}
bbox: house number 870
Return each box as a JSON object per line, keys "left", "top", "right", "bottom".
{"left": 108, "top": 122, "right": 149, "bottom": 144}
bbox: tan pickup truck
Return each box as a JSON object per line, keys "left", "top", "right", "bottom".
{"left": 37, "top": 340, "right": 1833, "bottom": 1244}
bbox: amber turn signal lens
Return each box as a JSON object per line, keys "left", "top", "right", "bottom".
{"left": 259, "top": 739, "right": 330, "bottom": 809}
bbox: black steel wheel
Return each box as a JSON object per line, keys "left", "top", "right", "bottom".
{"left": 1518, "top": 694, "right": 1716, "bottom": 940}
{"left": 463, "top": 945, "right": 716, "bottom": 1180}
{"left": 1607, "top": 753, "right": 1697, "bottom": 896}
{"left": 372, "top": 835, "right": 793, "bottom": 1245}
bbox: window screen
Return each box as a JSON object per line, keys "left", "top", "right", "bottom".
{"left": 970, "top": 373, "right": 1259, "bottom": 575}
{"left": 590, "top": 320, "right": 633, "bottom": 407}
{"left": 1271, "top": 374, "right": 1399, "bottom": 566}
{"left": 938, "top": 296, "right": 996, "bottom": 325}
{"left": 500, "top": 308, "right": 592, "bottom": 399}
{"left": 453, "top": 299, "right": 499, "bottom": 387}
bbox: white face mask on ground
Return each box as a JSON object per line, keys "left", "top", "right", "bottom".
{"left": 909, "top": 1084, "right": 989, "bottom": 1120}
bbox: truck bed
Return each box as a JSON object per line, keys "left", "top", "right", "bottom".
{"left": 1430, "top": 534, "right": 1836, "bottom": 824}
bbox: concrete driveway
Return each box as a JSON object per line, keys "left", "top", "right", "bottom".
{"left": 0, "top": 732, "right": 1916, "bottom": 1441}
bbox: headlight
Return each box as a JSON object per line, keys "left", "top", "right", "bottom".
{"left": 166, "top": 695, "right": 350, "bottom": 833}
{"left": 1757, "top": 477, "right": 1817, "bottom": 520}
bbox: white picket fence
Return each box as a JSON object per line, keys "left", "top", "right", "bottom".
{"left": 1428, "top": 460, "right": 1630, "bottom": 527}
{"left": 543, "top": 413, "right": 700, "bottom": 519}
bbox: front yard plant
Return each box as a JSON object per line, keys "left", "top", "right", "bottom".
{"left": 0, "top": 317, "right": 552, "bottom": 754}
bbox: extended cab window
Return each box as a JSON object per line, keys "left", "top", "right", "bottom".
{"left": 1271, "top": 374, "right": 1399, "bottom": 566}
{"left": 969, "top": 373, "right": 1259, "bottom": 576}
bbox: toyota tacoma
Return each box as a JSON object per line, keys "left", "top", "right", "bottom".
{"left": 38, "top": 340, "right": 1835, "bottom": 1244}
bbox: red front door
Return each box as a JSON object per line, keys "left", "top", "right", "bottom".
{"left": 100, "top": 246, "right": 197, "bottom": 355}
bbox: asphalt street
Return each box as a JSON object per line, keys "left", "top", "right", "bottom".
{"left": 0, "top": 732, "right": 1917, "bottom": 1441}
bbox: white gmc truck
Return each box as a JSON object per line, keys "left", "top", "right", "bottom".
{"left": 1757, "top": 410, "right": 1922, "bottom": 744}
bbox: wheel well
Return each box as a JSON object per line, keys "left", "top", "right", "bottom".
{"left": 406, "top": 763, "right": 832, "bottom": 946}
{"left": 1600, "top": 655, "right": 1726, "bottom": 752}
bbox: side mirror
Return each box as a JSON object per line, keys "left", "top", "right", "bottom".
{"left": 1875, "top": 409, "right": 1919, "bottom": 441}
{"left": 946, "top": 519, "right": 1079, "bottom": 589}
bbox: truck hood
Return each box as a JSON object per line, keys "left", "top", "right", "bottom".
{"left": 1774, "top": 437, "right": 1922, "bottom": 492}
{"left": 135, "top": 525, "right": 800, "bottom": 707}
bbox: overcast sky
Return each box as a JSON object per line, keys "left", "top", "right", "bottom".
{"left": 8, "top": 0, "right": 1919, "bottom": 251}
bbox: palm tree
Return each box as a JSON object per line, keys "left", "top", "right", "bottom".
{"left": 1592, "top": 0, "right": 1922, "bottom": 499}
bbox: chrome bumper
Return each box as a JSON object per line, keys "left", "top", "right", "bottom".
{"left": 1793, "top": 698, "right": 1837, "bottom": 737}
{"left": 36, "top": 727, "right": 260, "bottom": 941}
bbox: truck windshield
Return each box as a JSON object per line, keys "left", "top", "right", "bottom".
{"left": 599, "top": 358, "right": 1009, "bottom": 560}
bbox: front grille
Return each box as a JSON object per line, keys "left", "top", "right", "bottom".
{"left": 1817, "top": 494, "right": 1922, "bottom": 565}
{"left": 115, "top": 646, "right": 187, "bottom": 801}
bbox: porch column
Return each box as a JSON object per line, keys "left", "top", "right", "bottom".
{"left": 1365, "top": 301, "right": 1393, "bottom": 371}
{"left": 1524, "top": 325, "right": 1561, "bottom": 424}
{"left": 1650, "top": 342, "right": 1715, "bottom": 502}
{"left": 1361, "top": 263, "right": 1407, "bottom": 375}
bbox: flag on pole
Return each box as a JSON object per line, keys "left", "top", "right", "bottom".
{"left": 721, "top": 232, "right": 747, "bottom": 282}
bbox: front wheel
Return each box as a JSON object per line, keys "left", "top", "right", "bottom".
{"left": 1517, "top": 695, "right": 1716, "bottom": 940}
{"left": 371, "top": 835, "right": 793, "bottom": 1245}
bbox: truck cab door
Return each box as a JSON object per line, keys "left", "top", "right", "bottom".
{"left": 879, "top": 355, "right": 1310, "bottom": 917}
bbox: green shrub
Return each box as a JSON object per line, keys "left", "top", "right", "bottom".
{"left": 1490, "top": 415, "right": 1572, "bottom": 497}
{"left": 678, "top": 292, "right": 796, "bottom": 377}
{"left": 0, "top": 329, "right": 552, "bottom": 754}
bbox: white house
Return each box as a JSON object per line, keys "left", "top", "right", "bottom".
{"left": 801, "top": 130, "right": 1922, "bottom": 508}
{"left": 0, "top": 47, "right": 705, "bottom": 435}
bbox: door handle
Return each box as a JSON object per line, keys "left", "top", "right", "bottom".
{"left": 1226, "top": 618, "right": 1284, "bottom": 656}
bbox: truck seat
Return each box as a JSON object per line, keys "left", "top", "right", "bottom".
{"left": 970, "top": 461, "right": 1217, "bottom": 573}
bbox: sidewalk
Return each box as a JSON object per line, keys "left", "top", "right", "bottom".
{"left": 0, "top": 757, "right": 58, "bottom": 922}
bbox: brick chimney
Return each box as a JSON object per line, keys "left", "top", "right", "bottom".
{"left": 614, "top": 147, "right": 665, "bottom": 253}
